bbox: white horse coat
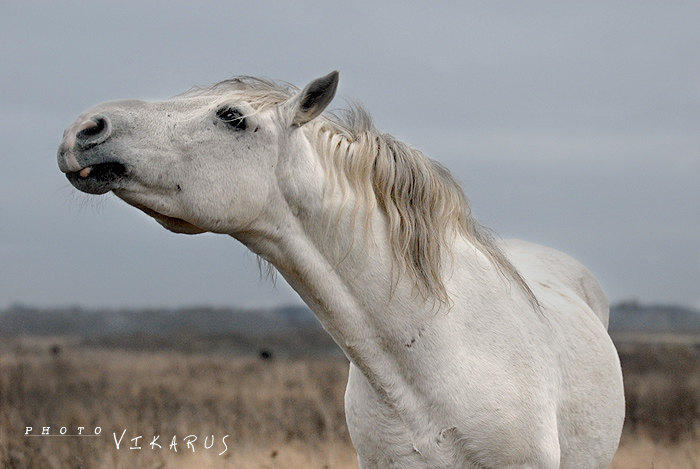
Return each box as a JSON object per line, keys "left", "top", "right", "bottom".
{"left": 58, "top": 71, "right": 624, "bottom": 468}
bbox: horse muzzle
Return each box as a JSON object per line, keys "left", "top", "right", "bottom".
{"left": 57, "top": 114, "right": 128, "bottom": 195}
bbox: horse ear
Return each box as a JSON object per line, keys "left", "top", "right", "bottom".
{"left": 289, "top": 71, "right": 339, "bottom": 127}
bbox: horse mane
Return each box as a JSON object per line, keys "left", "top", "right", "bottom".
{"left": 193, "top": 77, "right": 537, "bottom": 306}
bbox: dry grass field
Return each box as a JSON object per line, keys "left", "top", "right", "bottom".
{"left": 610, "top": 338, "right": 700, "bottom": 469}
{"left": 0, "top": 335, "right": 698, "bottom": 468}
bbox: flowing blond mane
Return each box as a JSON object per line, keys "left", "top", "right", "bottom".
{"left": 193, "top": 77, "right": 536, "bottom": 305}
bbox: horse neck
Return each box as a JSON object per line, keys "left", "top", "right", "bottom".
{"left": 239, "top": 161, "right": 532, "bottom": 453}
{"left": 260, "top": 198, "right": 534, "bottom": 450}
{"left": 269, "top": 197, "right": 428, "bottom": 351}
{"left": 252, "top": 200, "right": 433, "bottom": 401}
{"left": 236, "top": 133, "right": 540, "bottom": 454}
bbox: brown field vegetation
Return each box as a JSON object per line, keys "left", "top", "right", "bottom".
{"left": 610, "top": 339, "right": 700, "bottom": 469}
{"left": 0, "top": 335, "right": 698, "bottom": 468}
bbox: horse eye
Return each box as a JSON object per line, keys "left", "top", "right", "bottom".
{"left": 216, "top": 107, "right": 247, "bottom": 131}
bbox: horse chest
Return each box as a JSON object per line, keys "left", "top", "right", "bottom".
{"left": 344, "top": 363, "right": 543, "bottom": 469}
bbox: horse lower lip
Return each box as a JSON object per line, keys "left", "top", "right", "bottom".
{"left": 66, "top": 162, "right": 127, "bottom": 194}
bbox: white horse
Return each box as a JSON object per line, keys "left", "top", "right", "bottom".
{"left": 58, "top": 71, "right": 624, "bottom": 468}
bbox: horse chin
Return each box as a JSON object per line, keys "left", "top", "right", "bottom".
{"left": 154, "top": 215, "right": 207, "bottom": 235}
{"left": 116, "top": 196, "right": 206, "bottom": 235}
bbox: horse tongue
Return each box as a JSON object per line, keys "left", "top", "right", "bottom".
{"left": 79, "top": 167, "right": 92, "bottom": 179}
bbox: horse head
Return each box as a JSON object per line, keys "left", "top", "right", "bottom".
{"left": 57, "top": 71, "right": 339, "bottom": 236}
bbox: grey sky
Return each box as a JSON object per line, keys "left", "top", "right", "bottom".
{"left": 1, "top": 1, "right": 698, "bottom": 309}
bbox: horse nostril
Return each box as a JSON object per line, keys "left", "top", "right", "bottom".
{"left": 75, "top": 116, "right": 111, "bottom": 145}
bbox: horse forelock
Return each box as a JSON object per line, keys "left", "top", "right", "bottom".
{"left": 178, "top": 76, "right": 297, "bottom": 110}
{"left": 187, "top": 77, "right": 537, "bottom": 306}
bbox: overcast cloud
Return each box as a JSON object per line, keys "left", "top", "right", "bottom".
{"left": 1, "top": 1, "right": 698, "bottom": 309}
